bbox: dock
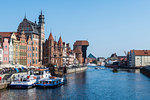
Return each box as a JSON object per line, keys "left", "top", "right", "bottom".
{"left": 0, "top": 82, "right": 9, "bottom": 90}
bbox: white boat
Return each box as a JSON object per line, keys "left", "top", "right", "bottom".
{"left": 33, "top": 69, "right": 51, "bottom": 81}
{"left": 36, "top": 76, "right": 65, "bottom": 88}
{"left": 87, "top": 63, "right": 97, "bottom": 66}
{"left": 9, "top": 68, "right": 51, "bottom": 89}
{"left": 9, "top": 74, "right": 37, "bottom": 89}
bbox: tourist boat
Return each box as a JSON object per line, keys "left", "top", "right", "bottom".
{"left": 9, "top": 68, "right": 52, "bottom": 89}
{"left": 9, "top": 75, "right": 37, "bottom": 89}
{"left": 33, "top": 69, "right": 52, "bottom": 81}
{"left": 36, "top": 76, "right": 65, "bottom": 88}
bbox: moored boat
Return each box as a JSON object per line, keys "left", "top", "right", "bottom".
{"left": 36, "top": 76, "right": 65, "bottom": 88}
{"left": 9, "top": 75, "right": 37, "bottom": 89}
{"left": 112, "top": 68, "right": 118, "bottom": 73}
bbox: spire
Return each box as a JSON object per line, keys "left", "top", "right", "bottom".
{"left": 48, "top": 32, "right": 54, "bottom": 40}
{"left": 35, "top": 19, "right": 37, "bottom": 24}
{"left": 41, "top": 9, "right": 43, "bottom": 15}
{"left": 58, "top": 36, "right": 63, "bottom": 45}
{"left": 24, "top": 13, "right": 26, "bottom": 19}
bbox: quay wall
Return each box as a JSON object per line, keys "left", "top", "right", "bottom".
{"left": 0, "top": 83, "right": 8, "bottom": 90}
{"left": 141, "top": 67, "right": 150, "bottom": 78}
{"left": 67, "top": 66, "right": 88, "bottom": 74}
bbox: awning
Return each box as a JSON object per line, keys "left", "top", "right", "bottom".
{"left": 15, "top": 68, "right": 19, "bottom": 72}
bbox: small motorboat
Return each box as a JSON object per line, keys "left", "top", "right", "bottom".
{"left": 112, "top": 68, "right": 118, "bottom": 73}
{"left": 36, "top": 76, "right": 65, "bottom": 88}
{"left": 95, "top": 67, "right": 100, "bottom": 69}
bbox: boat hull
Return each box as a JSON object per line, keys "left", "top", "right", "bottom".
{"left": 36, "top": 82, "right": 63, "bottom": 88}
{"left": 9, "top": 84, "right": 35, "bottom": 89}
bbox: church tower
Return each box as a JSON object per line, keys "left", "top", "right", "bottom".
{"left": 38, "top": 10, "right": 45, "bottom": 64}
{"left": 48, "top": 32, "right": 54, "bottom": 64}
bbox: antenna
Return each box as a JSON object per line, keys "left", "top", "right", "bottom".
{"left": 24, "top": 12, "right": 26, "bottom": 19}
{"left": 55, "top": 36, "right": 56, "bottom": 41}
{"left": 50, "top": 28, "right": 52, "bottom": 33}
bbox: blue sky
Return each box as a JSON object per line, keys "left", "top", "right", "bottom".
{"left": 1, "top": 0, "right": 150, "bottom": 58}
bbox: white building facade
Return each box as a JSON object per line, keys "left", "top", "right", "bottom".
{"left": 129, "top": 50, "right": 150, "bottom": 67}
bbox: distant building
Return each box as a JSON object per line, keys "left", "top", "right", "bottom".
{"left": 97, "top": 57, "right": 105, "bottom": 66}
{"left": 128, "top": 50, "right": 150, "bottom": 67}
{"left": 86, "top": 53, "right": 96, "bottom": 63}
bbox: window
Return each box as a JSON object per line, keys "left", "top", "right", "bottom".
{"left": 33, "top": 47, "right": 34, "bottom": 51}
{"left": 33, "top": 59, "right": 34, "bottom": 64}
{"left": 28, "top": 47, "right": 29, "bottom": 50}
{"left": 36, "top": 60, "right": 37, "bottom": 64}
{"left": 33, "top": 53, "right": 34, "bottom": 57}
{"left": 36, "top": 53, "right": 37, "bottom": 57}
{"left": 36, "top": 47, "right": 37, "bottom": 51}
{"left": 5, "top": 46, "right": 7, "bottom": 48}
{"left": 33, "top": 41, "right": 34, "bottom": 45}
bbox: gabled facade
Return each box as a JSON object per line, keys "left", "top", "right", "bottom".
{"left": 19, "top": 31, "right": 27, "bottom": 65}
{"left": 13, "top": 39, "right": 20, "bottom": 64}
{"left": 0, "top": 36, "right": 3, "bottom": 64}
{"left": 9, "top": 32, "right": 17, "bottom": 64}
{"left": 27, "top": 36, "right": 32, "bottom": 67}
{"left": 3, "top": 38, "right": 9, "bottom": 63}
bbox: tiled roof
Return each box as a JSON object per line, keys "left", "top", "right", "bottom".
{"left": 0, "top": 32, "right": 20, "bottom": 41}
{"left": 74, "top": 40, "right": 89, "bottom": 46}
{"left": 130, "top": 50, "right": 150, "bottom": 56}
{"left": 0, "top": 32, "right": 12, "bottom": 37}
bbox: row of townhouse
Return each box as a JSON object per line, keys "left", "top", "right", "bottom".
{"left": 0, "top": 31, "right": 40, "bottom": 66}
{"left": 0, "top": 11, "right": 45, "bottom": 67}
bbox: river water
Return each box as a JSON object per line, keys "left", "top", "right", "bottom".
{"left": 0, "top": 66, "right": 150, "bottom": 100}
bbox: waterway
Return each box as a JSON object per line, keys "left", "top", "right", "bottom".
{"left": 0, "top": 66, "right": 150, "bottom": 100}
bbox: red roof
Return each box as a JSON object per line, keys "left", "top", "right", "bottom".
{"left": 0, "top": 32, "right": 20, "bottom": 39}
{"left": 130, "top": 50, "right": 150, "bottom": 56}
{"left": 74, "top": 40, "right": 89, "bottom": 46}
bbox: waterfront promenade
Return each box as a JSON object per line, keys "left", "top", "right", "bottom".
{"left": 0, "top": 66, "right": 150, "bottom": 100}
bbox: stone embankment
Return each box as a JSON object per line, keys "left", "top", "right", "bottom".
{"left": 67, "top": 66, "right": 88, "bottom": 74}
{"left": 141, "top": 67, "right": 150, "bottom": 78}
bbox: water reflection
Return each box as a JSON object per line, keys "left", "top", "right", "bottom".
{"left": 0, "top": 67, "right": 150, "bottom": 100}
